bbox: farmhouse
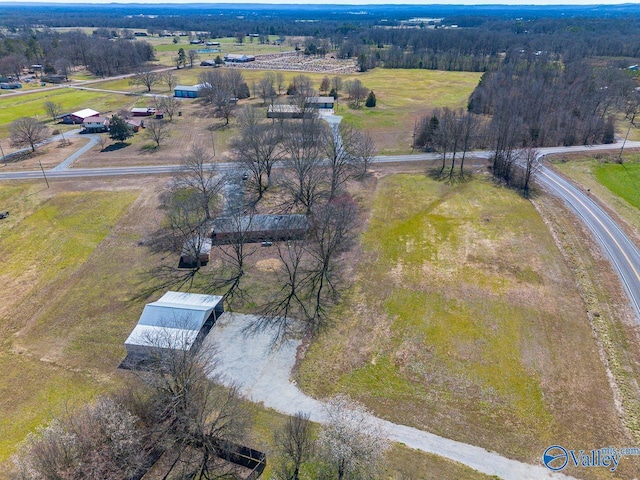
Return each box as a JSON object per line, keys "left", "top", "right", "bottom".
{"left": 124, "top": 291, "right": 224, "bottom": 361}
{"left": 61, "top": 108, "right": 100, "bottom": 124}
{"left": 210, "top": 214, "right": 309, "bottom": 245}
{"left": 174, "top": 84, "right": 203, "bottom": 98}
{"left": 82, "top": 116, "right": 109, "bottom": 133}
{"left": 306, "top": 96, "right": 335, "bottom": 109}
{"left": 130, "top": 107, "right": 155, "bottom": 116}
{"left": 224, "top": 54, "right": 256, "bottom": 63}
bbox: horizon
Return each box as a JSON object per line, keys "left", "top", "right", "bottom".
{"left": 0, "top": 0, "right": 638, "bottom": 5}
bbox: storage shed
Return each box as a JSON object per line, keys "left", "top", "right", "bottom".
{"left": 61, "top": 108, "right": 100, "bottom": 124}
{"left": 306, "top": 96, "right": 335, "bottom": 109}
{"left": 174, "top": 84, "right": 203, "bottom": 98}
{"left": 211, "top": 214, "right": 309, "bottom": 245}
{"left": 124, "top": 291, "right": 223, "bottom": 361}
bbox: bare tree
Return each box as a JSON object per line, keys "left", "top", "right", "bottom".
{"left": 320, "top": 76, "right": 331, "bottom": 94}
{"left": 187, "top": 49, "right": 200, "bottom": 68}
{"left": 98, "top": 135, "right": 108, "bottom": 151}
{"left": 275, "top": 72, "right": 286, "bottom": 95}
{"left": 145, "top": 119, "right": 171, "bottom": 147}
{"left": 43, "top": 101, "right": 63, "bottom": 122}
{"left": 280, "top": 118, "right": 326, "bottom": 213}
{"left": 331, "top": 76, "right": 343, "bottom": 98}
{"left": 9, "top": 117, "right": 49, "bottom": 152}
{"left": 174, "top": 144, "right": 225, "bottom": 220}
{"left": 273, "top": 412, "right": 314, "bottom": 480}
{"left": 137, "top": 329, "right": 251, "bottom": 480}
{"left": 257, "top": 72, "right": 277, "bottom": 105}
{"left": 230, "top": 106, "right": 283, "bottom": 200}
{"left": 515, "top": 147, "right": 540, "bottom": 196}
{"left": 162, "top": 70, "right": 178, "bottom": 92}
{"left": 345, "top": 79, "right": 369, "bottom": 108}
{"left": 254, "top": 239, "right": 312, "bottom": 342}
{"left": 129, "top": 68, "right": 160, "bottom": 92}
{"left": 323, "top": 121, "right": 356, "bottom": 200}
{"left": 349, "top": 128, "right": 377, "bottom": 178}
{"left": 306, "top": 196, "right": 358, "bottom": 328}
{"left": 318, "top": 394, "right": 389, "bottom": 480}
{"left": 159, "top": 96, "right": 180, "bottom": 121}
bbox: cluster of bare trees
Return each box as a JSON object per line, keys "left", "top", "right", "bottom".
{"left": 0, "top": 30, "right": 154, "bottom": 79}
{"left": 154, "top": 109, "right": 375, "bottom": 340}
{"left": 198, "top": 69, "right": 250, "bottom": 125}
{"left": 414, "top": 107, "right": 480, "bottom": 181}
{"left": 11, "top": 339, "right": 250, "bottom": 480}
{"left": 273, "top": 396, "right": 389, "bottom": 480}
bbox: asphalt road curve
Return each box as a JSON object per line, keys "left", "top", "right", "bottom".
{"left": 537, "top": 164, "right": 640, "bottom": 321}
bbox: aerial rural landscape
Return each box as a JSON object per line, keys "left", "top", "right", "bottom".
{"left": 1, "top": 1, "right": 640, "bottom": 479}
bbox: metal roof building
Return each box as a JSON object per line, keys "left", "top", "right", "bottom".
{"left": 124, "top": 291, "right": 223, "bottom": 360}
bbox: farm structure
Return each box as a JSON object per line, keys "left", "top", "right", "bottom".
{"left": 82, "top": 116, "right": 109, "bottom": 133}
{"left": 266, "top": 104, "right": 311, "bottom": 119}
{"left": 224, "top": 54, "right": 256, "bottom": 63}
{"left": 130, "top": 107, "right": 156, "bottom": 117}
{"left": 124, "top": 291, "right": 224, "bottom": 362}
{"left": 210, "top": 214, "right": 309, "bottom": 245}
{"left": 306, "top": 96, "right": 335, "bottom": 109}
{"left": 60, "top": 108, "right": 100, "bottom": 124}
{"left": 175, "top": 84, "right": 203, "bottom": 98}
{"left": 180, "top": 236, "right": 212, "bottom": 268}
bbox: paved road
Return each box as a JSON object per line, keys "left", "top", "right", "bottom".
{"left": 536, "top": 156, "right": 640, "bottom": 319}
{"left": 2, "top": 141, "right": 640, "bottom": 323}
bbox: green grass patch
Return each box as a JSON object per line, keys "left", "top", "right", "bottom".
{"left": 298, "top": 174, "right": 625, "bottom": 463}
{"left": 594, "top": 162, "right": 640, "bottom": 209}
{"left": 0, "top": 187, "right": 141, "bottom": 464}
{"left": 0, "top": 88, "right": 134, "bottom": 136}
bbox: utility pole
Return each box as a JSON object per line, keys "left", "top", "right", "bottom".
{"left": 210, "top": 128, "right": 216, "bottom": 157}
{"left": 38, "top": 161, "right": 49, "bottom": 188}
{"left": 0, "top": 140, "right": 6, "bottom": 166}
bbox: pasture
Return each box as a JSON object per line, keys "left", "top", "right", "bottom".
{"left": 296, "top": 174, "right": 637, "bottom": 477}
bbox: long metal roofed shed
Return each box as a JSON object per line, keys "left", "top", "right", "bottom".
{"left": 211, "top": 214, "right": 309, "bottom": 245}
{"left": 174, "top": 84, "right": 203, "bottom": 98}
{"left": 124, "top": 291, "right": 223, "bottom": 361}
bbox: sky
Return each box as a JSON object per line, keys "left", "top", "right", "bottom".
{"left": 0, "top": 0, "right": 639, "bottom": 4}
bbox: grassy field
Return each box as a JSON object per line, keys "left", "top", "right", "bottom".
{"left": 296, "top": 173, "right": 635, "bottom": 478}
{"left": 0, "top": 87, "right": 134, "bottom": 137}
{"left": 0, "top": 177, "right": 502, "bottom": 479}
{"left": 0, "top": 181, "right": 153, "bottom": 463}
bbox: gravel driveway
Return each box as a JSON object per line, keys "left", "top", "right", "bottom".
{"left": 203, "top": 313, "right": 575, "bottom": 480}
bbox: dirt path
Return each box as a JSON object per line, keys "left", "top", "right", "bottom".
{"left": 204, "top": 313, "right": 576, "bottom": 480}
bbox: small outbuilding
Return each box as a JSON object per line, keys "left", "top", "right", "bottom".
{"left": 131, "top": 107, "right": 156, "bottom": 117}
{"left": 175, "top": 84, "right": 203, "bottom": 98}
{"left": 124, "top": 291, "right": 224, "bottom": 361}
{"left": 180, "top": 236, "right": 212, "bottom": 268}
{"left": 306, "top": 96, "right": 335, "bottom": 109}
{"left": 267, "top": 104, "right": 309, "bottom": 119}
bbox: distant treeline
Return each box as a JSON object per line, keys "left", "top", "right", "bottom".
{"left": 0, "top": 30, "right": 154, "bottom": 77}
{"left": 3, "top": 4, "right": 640, "bottom": 73}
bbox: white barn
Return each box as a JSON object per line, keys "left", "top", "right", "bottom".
{"left": 124, "top": 291, "right": 223, "bottom": 360}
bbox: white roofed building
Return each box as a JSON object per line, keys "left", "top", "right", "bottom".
{"left": 124, "top": 291, "right": 223, "bottom": 362}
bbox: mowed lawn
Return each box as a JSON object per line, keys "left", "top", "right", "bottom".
{"left": 0, "top": 184, "right": 154, "bottom": 464}
{"left": 0, "top": 87, "right": 134, "bottom": 137}
{"left": 297, "top": 174, "right": 631, "bottom": 475}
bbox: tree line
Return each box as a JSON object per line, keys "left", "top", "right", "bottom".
{"left": 0, "top": 29, "right": 154, "bottom": 79}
